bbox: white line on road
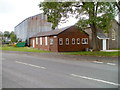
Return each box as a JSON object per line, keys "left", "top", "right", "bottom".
{"left": 15, "top": 61, "right": 46, "bottom": 69}
{"left": 70, "top": 74, "right": 120, "bottom": 86}
{"left": 93, "top": 61, "right": 103, "bottom": 64}
{"left": 107, "top": 63, "right": 116, "bottom": 66}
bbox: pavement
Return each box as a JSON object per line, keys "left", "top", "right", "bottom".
{"left": 101, "top": 50, "right": 120, "bottom": 52}
{"left": 2, "top": 50, "right": 119, "bottom": 63}
{"left": 1, "top": 51, "right": 119, "bottom": 88}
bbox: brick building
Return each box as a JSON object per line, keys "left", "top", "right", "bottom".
{"left": 29, "top": 26, "right": 89, "bottom": 52}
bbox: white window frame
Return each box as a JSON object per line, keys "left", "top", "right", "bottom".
{"left": 40, "top": 37, "right": 42, "bottom": 45}
{"left": 77, "top": 38, "right": 80, "bottom": 44}
{"left": 50, "top": 38, "right": 53, "bottom": 45}
{"left": 72, "top": 38, "right": 75, "bottom": 45}
{"left": 59, "top": 38, "right": 63, "bottom": 45}
{"left": 45, "top": 37, "right": 48, "bottom": 46}
{"left": 112, "top": 29, "right": 115, "bottom": 40}
{"left": 82, "top": 38, "right": 88, "bottom": 44}
{"left": 36, "top": 37, "right": 38, "bottom": 45}
{"left": 66, "top": 38, "right": 69, "bottom": 45}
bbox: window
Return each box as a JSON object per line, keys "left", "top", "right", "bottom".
{"left": 66, "top": 38, "right": 69, "bottom": 45}
{"left": 77, "top": 38, "right": 80, "bottom": 44}
{"left": 82, "top": 38, "right": 88, "bottom": 44}
{"left": 72, "top": 38, "right": 75, "bottom": 45}
{"left": 36, "top": 37, "right": 38, "bottom": 45}
{"left": 59, "top": 38, "right": 63, "bottom": 45}
{"left": 112, "top": 29, "right": 115, "bottom": 40}
{"left": 40, "top": 37, "right": 42, "bottom": 45}
{"left": 50, "top": 38, "right": 53, "bottom": 45}
{"left": 45, "top": 37, "right": 48, "bottom": 45}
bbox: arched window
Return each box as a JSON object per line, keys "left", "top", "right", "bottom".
{"left": 112, "top": 29, "right": 115, "bottom": 40}
{"left": 59, "top": 38, "right": 63, "bottom": 45}
{"left": 77, "top": 38, "right": 80, "bottom": 44}
{"left": 66, "top": 38, "right": 69, "bottom": 45}
{"left": 72, "top": 38, "right": 75, "bottom": 45}
{"left": 82, "top": 38, "right": 88, "bottom": 44}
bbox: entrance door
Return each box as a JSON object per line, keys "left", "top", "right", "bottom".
{"left": 33, "top": 39, "right": 35, "bottom": 48}
{"left": 102, "top": 39, "right": 106, "bottom": 50}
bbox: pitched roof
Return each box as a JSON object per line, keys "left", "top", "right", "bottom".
{"left": 97, "top": 33, "right": 109, "bottom": 39}
{"left": 31, "top": 25, "right": 74, "bottom": 38}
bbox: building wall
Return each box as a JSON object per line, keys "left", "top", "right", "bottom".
{"left": 106, "top": 21, "right": 120, "bottom": 49}
{"left": 30, "top": 36, "right": 58, "bottom": 52}
{"left": 84, "top": 28, "right": 92, "bottom": 48}
{"left": 58, "top": 27, "right": 89, "bottom": 52}
{"left": 85, "top": 20, "right": 120, "bottom": 49}
{"left": 14, "top": 19, "right": 28, "bottom": 41}
{"left": 15, "top": 14, "right": 52, "bottom": 45}
{"left": 30, "top": 37, "right": 49, "bottom": 51}
{"left": 37, "top": 37, "right": 50, "bottom": 51}
{"left": 30, "top": 27, "right": 90, "bottom": 52}
{"left": 49, "top": 36, "right": 58, "bottom": 52}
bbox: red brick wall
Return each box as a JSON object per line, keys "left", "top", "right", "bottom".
{"left": 49, "top": 36, "right": 58, "bottom": 52}
{"left": 58, "top": 26, "right": 90, "bottom": 52}
{"left": 30, "top": 38, "right": 36, "bottom": 48}
{"left": 30, "top": 26, "right": 90, "bottom": 52}
{"left": 37, "top": 37, "right": 50, "bottom": 51}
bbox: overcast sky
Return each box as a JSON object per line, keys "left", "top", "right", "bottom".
{"left": 0, "top": 0, "right": 78, "bottom": 33}
{"left": 0, "top": 0, "right": 119, "bottom": 33}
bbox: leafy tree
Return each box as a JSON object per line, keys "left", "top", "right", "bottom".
{"left": 4, "top": 31, "right": 10, "bottom": 38}
{"left": 0, "top": 31, "right": 3, "bottom": 37}
{"left": 10, "top": 31, "right": 17, "bottom": 43}
{"left": 115, "top": 1, "right": 120, "bottom": 11}
{"left": 39, "top": 2, "right": 118, "bottom": 51}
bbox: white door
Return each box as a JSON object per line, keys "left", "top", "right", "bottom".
{"left": 33, "top": 39, "right": 35, "bottom": 48}
{"left": 103, "top": 39, "right": 106, "bottom": 50}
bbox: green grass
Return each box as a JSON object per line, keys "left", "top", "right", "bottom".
{"left": 111, "top": 48, "right": 120, "bottom": 50}
{"left": 0, "top": 46, "right": 50, "bottom": 53}
{"left": 0, "top": 46, "right": 119, "bottom": 57}
{"left": 62, "top": 51, "right": 120, "bottom": 57}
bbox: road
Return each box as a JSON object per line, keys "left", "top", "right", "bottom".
{"left": 1, "top": 51, "right": 119, "bottom": 88}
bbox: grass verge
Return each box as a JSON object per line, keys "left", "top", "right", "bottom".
{"left": 0, "top": 46, "right": 119, "bottom": 57}
{"left": 0, "top": 46, "right": 50, "bottom": 53}
{"left": 62, "top": 51, "right": 120, "bottom": 57}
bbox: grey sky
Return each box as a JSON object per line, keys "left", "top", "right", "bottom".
{"left": 0, "top": 0, "right": 43, "bottom": 32}
{"left": 0, "top": 0, "right": 119, "bottom": 33}
{"left": 0, "top": 0, "right": 78, "bottom": 33}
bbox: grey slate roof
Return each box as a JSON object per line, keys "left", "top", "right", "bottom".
{"left": 97, "top": 33, "right": 109, "bottom": 39}
{"left": 31, "top": 25, "right": 74, "bottom": 38}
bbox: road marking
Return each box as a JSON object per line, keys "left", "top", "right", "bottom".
{"left": 70, "top": 74, "right": 120, "bottom": 86}
{"left": 15, "top": 61, "right": 46, "bottom": 69}
{"left": 93, "top": 61, "right": 103, "bottom": 64}
{"left": 107, "top": 63, "right": 116, "bottom": 66}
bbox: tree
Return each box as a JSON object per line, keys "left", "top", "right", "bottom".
{"left": 10, "top": 31, "right": 17, "bottom": 43}
{"left": 0, "top": 31, "right": 3, "bottom": 37}
{"left": 115, "top": 1, "right": 120, "bottom": 11}
{"left": 4, "top": 31, "right": 10, "bottom": 38}
{"left": 39, "top": 2, "right": 118, "bottom": 51}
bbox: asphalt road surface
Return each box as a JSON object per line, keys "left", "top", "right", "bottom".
{"left": 1, "top": 51, "right": 119, "bottom": 88}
